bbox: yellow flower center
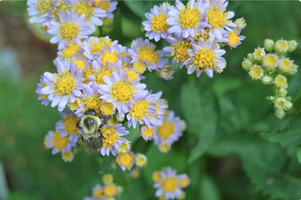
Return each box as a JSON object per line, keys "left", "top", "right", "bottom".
{"left": 52, "top": 131, "right": 69, "bottom": 151}
{"left": 137, "top": 46, "right": 159, "bottom": 66}
{"left": 158, "top": 121, "right": 175, "bottom": 139}
{"left": 263, "top": 55, "right": 278, "bottom": 69}
{"left": 135, "top": 156, "right": 146, "bottom": 166}
{"left": 69, "top": 99, "right": 80, "bottom": 110}
{"left": 62, "top": 152, "right": 73, "bottom": 161}
{"left": 254, "top": 48, "right": 265, "bottom": 60}
{"left": 142, "top": 126, "right": 154, "bottom": 139}
{"left": 228, "top": 29, "right": 240, "bottom": 46}
{"left": 41, "top": 25, "right": 49, "bottom": 34}
{"left": 83, "top": 68, "right": 95, "bottom": 83}
{"left": 60, "top": 43, "right": 81, "bottom": 59}
{"left": 249, "top": 65, "right": 263, "bottom": 80}
{"left": 129, "top": 100, "right": 149, "bottom": 121}
{"left": 161, "top": 177, "right": 178, "bottom": 192}
{"left": 117, "top": 152, "right": 134, "bottom": 168}
{"left": 89, "top": 37, "right": 113, "bottom": 56}
{"left": 101, "top": 127, "right": 119, "bottom": 148}
{"left": 104, "top": 185, "right": 116, "bottom": 196}
{"left": 73, "top": 1, "right": 94, "bottom": 21}
{"left": 276, "top": 40, "right": 288, "bottom": 50}
{"left": 82, "top": 95, "right": 102, "bottom": 116}
{"left": 118, "top": 142, "right": 129, "bottom": 152}
{"left": 36, "top": 0, "right": 53, "bottom": 17}
{"left": 102, "top": 174, "right": 114, "bottom": 184}
{"left": 133, "top": 61, "right": 147, "bottom": 74}
{"left": 52, "top": 0, "right": 72, "bottom": 21}
{"left": 152, "top": 171, "right": 161, "bottom": 182}
{"left": 41, "top": 82, "right": 49, "bottom": 99}
{"left": 93, "top": 188, "right": 105, "bottom": 198}
{"left": 63, "top": 115, "right": 78, "bottom": 135}
{"left": 101, "top": 102, "right": 115, "bottom": 115}
{"left": 171, "top": 40, "right": 192, "bottom": 63}
{"left": 125, "top": 70, "right": 139, "bottom": 81}
{"left": 192, "top": 48, "right": 217, "bottom": 71}
{"left": 159, "top": 142, "right": 170, "bottom": 152}
{"left": 193, "top": 28, "right": 210, "bottom": 43}
{"left": 97, "top": 1, "right": 110, "bottom": 11}
{"left": 180, "top": 177, "right": 189, "bottom": 187}
{"left": 151, "top": 13, "right": 169, "bottom": 32}
{"left": 95, "top": 68, "right": 113, "bottom": 84}
{"left": 178, "top": 5, "right": 201, "bottom": 29}
{"left": 207, "top": 7, "right": 228, "bottom": 29}
{"left": 74, "top": 60, "right": 87, "bottom": 70}
{"left": 110, "top": 81, "right": 134, "bottom": 104}
{"left": 148, "top": 102, "right": 159, "bottom": 118}
{"left": 100, "top": 50, "right": 118, "bottom": 66}
{"left": 280, "top": 59, "right": 292, "bottom": 72}
{"left": 275, "top": 100, "right": 286, "bottom": 109}
{"left": 53, "top": 69, "right": 76, "bottom": 96}
{"left": 60, "top": 22, "right": 80, "bottom": 40}
{"left": 274, "top": 75, "right": 287, "bottom": 88}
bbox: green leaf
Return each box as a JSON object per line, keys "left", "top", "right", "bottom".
{"left": 212, "top": 77, "right": 242, "bottom": 97}
{"left": 124, "top": 124, "right": 140, "bottom": 144}
{"left": 123, "top": 1, "right": 147, "bottom": 18}
{"left": 292, "top": 90, "right": 301, "bottom": 113}
{"left": 112, "top": 8, "right": 122, "bottom": 41}
{"left": 200, "top": 175, "right": 221, "bottom": 200}
{"left": 296, "top": 145, "right": 301, "bottom": 165}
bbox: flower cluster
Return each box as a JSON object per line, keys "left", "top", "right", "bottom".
{"left": 242, "top": 38, "right": 298, "bottom": 119}
{"left": 153, "top": 167, "right": 190, "bottom": 200}
{"left": 143, "top": 0, "right": 246, "bottom": 78}
{"left": 84, "top": 174, "right": 122, "bottom": 200}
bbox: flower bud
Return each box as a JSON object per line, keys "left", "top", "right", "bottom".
{"left": 247, "top": 53, "right": 255, "bottom": 63}
{"left": 242, "top": 58, "right": 253, "bottom": 71}
{"left": 102, "top": 174, "right": 114, "bottom": 184}
{"left": 284, "top": 101, "right": 293, "bottom": 111}
{"left": 275, "top": 109, "right": 285, "bottom": 119}
{"left": 264, "top": 39, "right": 274, "bottom": 52}
{"left": 234, "top": 17, "right": 247, "bottom": 29}
{"left": 277, "top": 88, "right": 287, "bottom": 97}
{"left": 253, "top": 47, "right": 266, "bottom": 62}
{"left": 286, "top": 96, "right": 292, "bottom": 101}
{"left": 274, "top": 39, "right": 288, "bottom": 55}
{"left": 287, "top": 64, "right": 298, "bottom": 76}
{"left": 287, "top": 40, "right": 298, "bottom": 52}
{"left": 266, "top": 96, "right": 275, "bottom": 102}
{"left": 261, "top": 75, "right": 273, "bottom": 85}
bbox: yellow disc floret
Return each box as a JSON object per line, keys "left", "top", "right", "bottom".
{"left": 171, "top": 41, "right": 192, "bottom": 63}
{"left": 152, "top": 171, "right": 162, "bottom": 182}
{"left": 207, "top": 6, "right": 228, "bottom": 29}
{"left": 151, "top": 13, "right": 169, "bottom": 32}
{"left": 117, "top": 152, "right": 134, "bottom": 168}
{"left": 59, "top": 22, "right": 80, "bottom": 40}
{"left": 274, "top": 74, "right": 288, "bottom": 88}
{"left": 249, "top": 65, "right": 263, "bottom": 80}
{"left": 73, "top": 1, "right": 94, "bottom": 21}
{"left": 158, "top": 121, "right": 175, "bottom": 139}
{"left": 89, "top": 37, "right": 113, "bottom": 56}
{"left": 228, "top": 29, "right": 240, "bottom": 46}
{"left": 100, "top": 50, "right": 118, "bottom": 66}
{"left": 63, "top": 115, "right": 78, "bottom": 135}
{"left": 193, "top": 28, "right": 210, "bottom": 43}
{"left": 125, "top": 70, "right": 139, "bottom": 82}
{"left": 279, "top": 59, "right": 292, "bottom": 72}
{"left": 137, "top": 46, "right": 159, "bottom": 66}
{"left": 180, "top": 177, "right": 190, "bottom": 188}
{"left": 93, "top": 188, "right": 105, "bottom": 198}
{"left": 101, "top": 127, "right": 119, "bottom": 148}
{"left": 263, "top": 54, "right": 278, "bottom": 69}
{"left": 62, "top": 152, "right": 74, "bottom": 162}
{"left": 192, "top": 48, "right": 217, "bottom": 71}
{"left": 74, "top": 60, "right": 87, "bottom": 70}
{"left": 52, "top": 0, "right": 72, "bottom": 21}
{"left": 97, "top": 1, "right": 110, "bottom": 11}
{"left": 129, "top": 100, "right": 149, "bottom": 121}
{"left": 110, "top": 81, "right": 134, "bottom": 104}
{"left": 101, "top": 102, "right": 115, "bottom": 115}
{"left": 104, "top": 184, "right": 117, "bottom": 197}
{"left": 82, "top": 95, "right": 103, "bottom": 116}
{"left": 36, "top": 0, "right": 53, "bottom": 17}
{"left": 133, "top": 61, "right": 147, "bottom": 74}
{"left": 60, "top": 42, "right": 81, "bottom": 59}
{"left": 53, "top": 69, "right": 76, "bottom": 96}
{"left": 94, "top": 68, "right": 113, "bottom": 84}
{"left": 178, "top": 4, "right": 202, "bottom": 29}
{"left": 142, "top": 126, "right": 154, "bottom": 139}
{"left": 161, "top": 177, "right": 178, "bottom": 192}
{"left": 52, "top": 131, "right": 69, "bottom": 151}
{"left": 83, "top": 68, "right": 95, "bottom": 83}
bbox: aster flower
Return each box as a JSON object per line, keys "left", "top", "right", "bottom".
{"left": 47, "top": 11, "right": 93, "bottom": 49}
{"left": 95, "top": 0, "right": 118, "bottom": 19}
{"left": 116, "top": 150, "right": 135, "bottom": 171}
{"left": 157, "top": 65, "right": 175, "bottom": 80}
{"left": 98, "top": 69, "right": 148, "bottom": 116}
{"left": 103, "top": 183, "right": 118, "bottom": 197}
{"left": 166, "top": 0, "right": 208, "bottom": 38}
{"left": 279, "top": 58, "right": 293, "bottom": 73}
{"left": 41, "top": 61, "right": 85, "bottom": 111}
{"left": 134, "top": 153, "right": 147, "bottom": 167}
{"left": 184, "top": 37, "right": 226, "bottom": 78}
{"left": 249, "top": 65, "right": 264, "bottom": 80}
{"left": 55, "top": 111, "right": 79, "bottom": 143}
{"left": 225, "top": 28, "right": 246, "bottom": 48}
{"left": 147, "top": 91, "right": 167, "bottom": 126}
{"left": 128, "top": 38, "right": 168, "bottom": 72}
{"left": 153, "top": 167, "right": 190, "bottom": 200}
{"left": 263, "top": 54, "right": 278, "bottom": 70}
{"left": 57, "top": 41, "right": 83, "bottom": 61}
{"left": 45, "top": 130, "right": 76, "bottom": 155}
{"left": 36, "top": 75, "right": 50, "bottom": 106}
{"left": 274, "top": 74, "right": 288, "bottom": 89}
{"left": 99, "top": 124, "right": 129, "bottom": 156}
{"left": 143, "top": 3, "right": 171, "bottom": 42}
{"left": 62, "top": 151, "right": 74, "bottom": 162}
{"left": 140, "top": 125, "right": 157, "bottom": 141}
{"left": 52, "top": 0, "right": 73, "bottom": 21}
{"left": 91, "top": 184, "right": 106, "bottom": 199}
{"left": 27, "top": 0, "right": 53, "bottom": 24}
{"left": 206, "top": 0, "right": 237, "bottom": 40}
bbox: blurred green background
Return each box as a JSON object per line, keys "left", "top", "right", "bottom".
{"left": 1, "top": 1, "right": 301, "bottom": 200}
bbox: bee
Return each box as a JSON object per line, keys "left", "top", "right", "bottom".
{"left": 76, "top": 109, "right": 109, "bottom": 150}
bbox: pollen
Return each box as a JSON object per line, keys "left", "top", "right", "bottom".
{"left": 129, "top": 100, "right": 149, "bottom": 121}
{"left": 249, "top": 65, "right": 263, "bottom": 80}
{"left": 36, "top": 0, "right": 53, "bottom": 17}
{"left": 63, "top": 115, "right": 78, "bottom": 135}
{"left": 117, "top": 152, "right": 134, "bottom": 168}
{"left": 110, "top": 81, "right": 134, "bottom": 104}
{"left": 180, "top": 177, "right": 190, "bottom": 188}
{"left": 158, "top": 121, "right": 175, "bottom": 139}
{"left": 97, "top": 1, "right": 110, "bottom": 11}
{"left": 62, "top": 152, "right": 74, "bottom": 162}
{"left": 151, "top": 13, "right": 169, "bottom": 32}
{"left": 83, "top": 68, "right": 95, "bottom": 83}
{"left": 228, "top": 29, "right": 240, "bottom": 46}
{"left": 100, "top": 50, "right": 118, "bottom": 66}
{"left": 69, "top": 98, "right": 80, "bottom": 110}
{"left": 152, "top": 171, "right": 161, "bottom": 182}
{"left": 60, "top": 43, "right": 81, "bottom": 59}
{"left": 52, "top": 0, "right": 72, "bottom": 21}
{"left": 73, "top": 1, "right": 94, "bottom": 21}
{"left": 137, "top": 46, "right": 159, "bottom": 66}
{"left": 274, "top": 74, "right": 288, "bottom": 88}
{"left": 95, "top": 68, "right": 113, "bottom": 84}
{"left": 74, "top": 60, "right": 87, "bottom": 70}
{"left": 52, "top": 131, "right": 69, "bottom": 151}
{"left": 125, "top": 70, "right": 139, "bottom": 81}
{"left": 133, "top": 61, "right": 147, "bottom": 74}
{"left": 59, "top": 22, "right": 80, "bottom": 41}
{"left": 104, "top": 185, "right": 116, "bottom": 197}
{"left": 171, "top": 40, "right": 192, "bottom": 63}
{"left": 178, "top": 5, "right": 201, "bottom": 29}
{"left": 93, "top": 188, "right": 105, "bottom": 198}
{"left": 101, "top": 127, "right": 119, "bottom": 148}
{"left": 142, "top": 126, "right": 154, "bottom": 139}
{"left": 89, "top": 37, "right": 113, "bottom": 56}
{"left": 207, "top": 7, "right": 227, "bottom": 29}
{"left": 101, "top": 102, "right": 115, "bottom": 115}
{"left": 82, "top": 95, "right": 103, "bottom": 116}
{"left": 161, "top": 177, "right": 178, "bottom": 192}
{"left": 193, "top": 28, "right": 210, "bottom": 43}
{"left": 192, "top": 48, "right": 217, "bottom": 71}
{"left": 263, "top": 54, "right": 278, "bottom": 69}
{"left": 53, "top": 69, "right": 76, "bottom": 96}
{"left": 279, "top": 59, "right": 292, "bottom": 72}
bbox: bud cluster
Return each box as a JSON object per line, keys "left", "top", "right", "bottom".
{"left": 241, "top": 38, "right": 298, "bottom": 119}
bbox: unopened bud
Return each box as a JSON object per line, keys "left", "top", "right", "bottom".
{"left": 275, "top": 109, "right": 285, "bottom": 119}
{"left": 287, "top": 64, "right": 298, "bottom": 76}
{"left": 284, "top": 101, "right": 293, "bottom": 111}
{"left": 261, "top": 75, "right": 273, "bottom": 85}
{"left": 266, "top": 96, "right": 275, "bottom": 102}
{"left": 287, "top": 40, "right": 298, "bottom": 52}
{"left": 234, "top": 17, "right": 247, "bottom": 29}
{"left": 274, "top": 39, "right": 288, "bottom": 55}
{"left": 277, "top": 88, "right": 287, "bottom": 97}
{"left": 286, "top": 96, "right": 292, "bottom": 101}
{"left": 242, "top": 58, "right": 253, "bottom": 71}
{"left": 253, "top": 47, "right": 266, "bottom": 62}
{"left": 264, "top": 39, "right": 275, "bottom": 52}
{"left": 247, "top": 53, "right": 255, "bottom": 63}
